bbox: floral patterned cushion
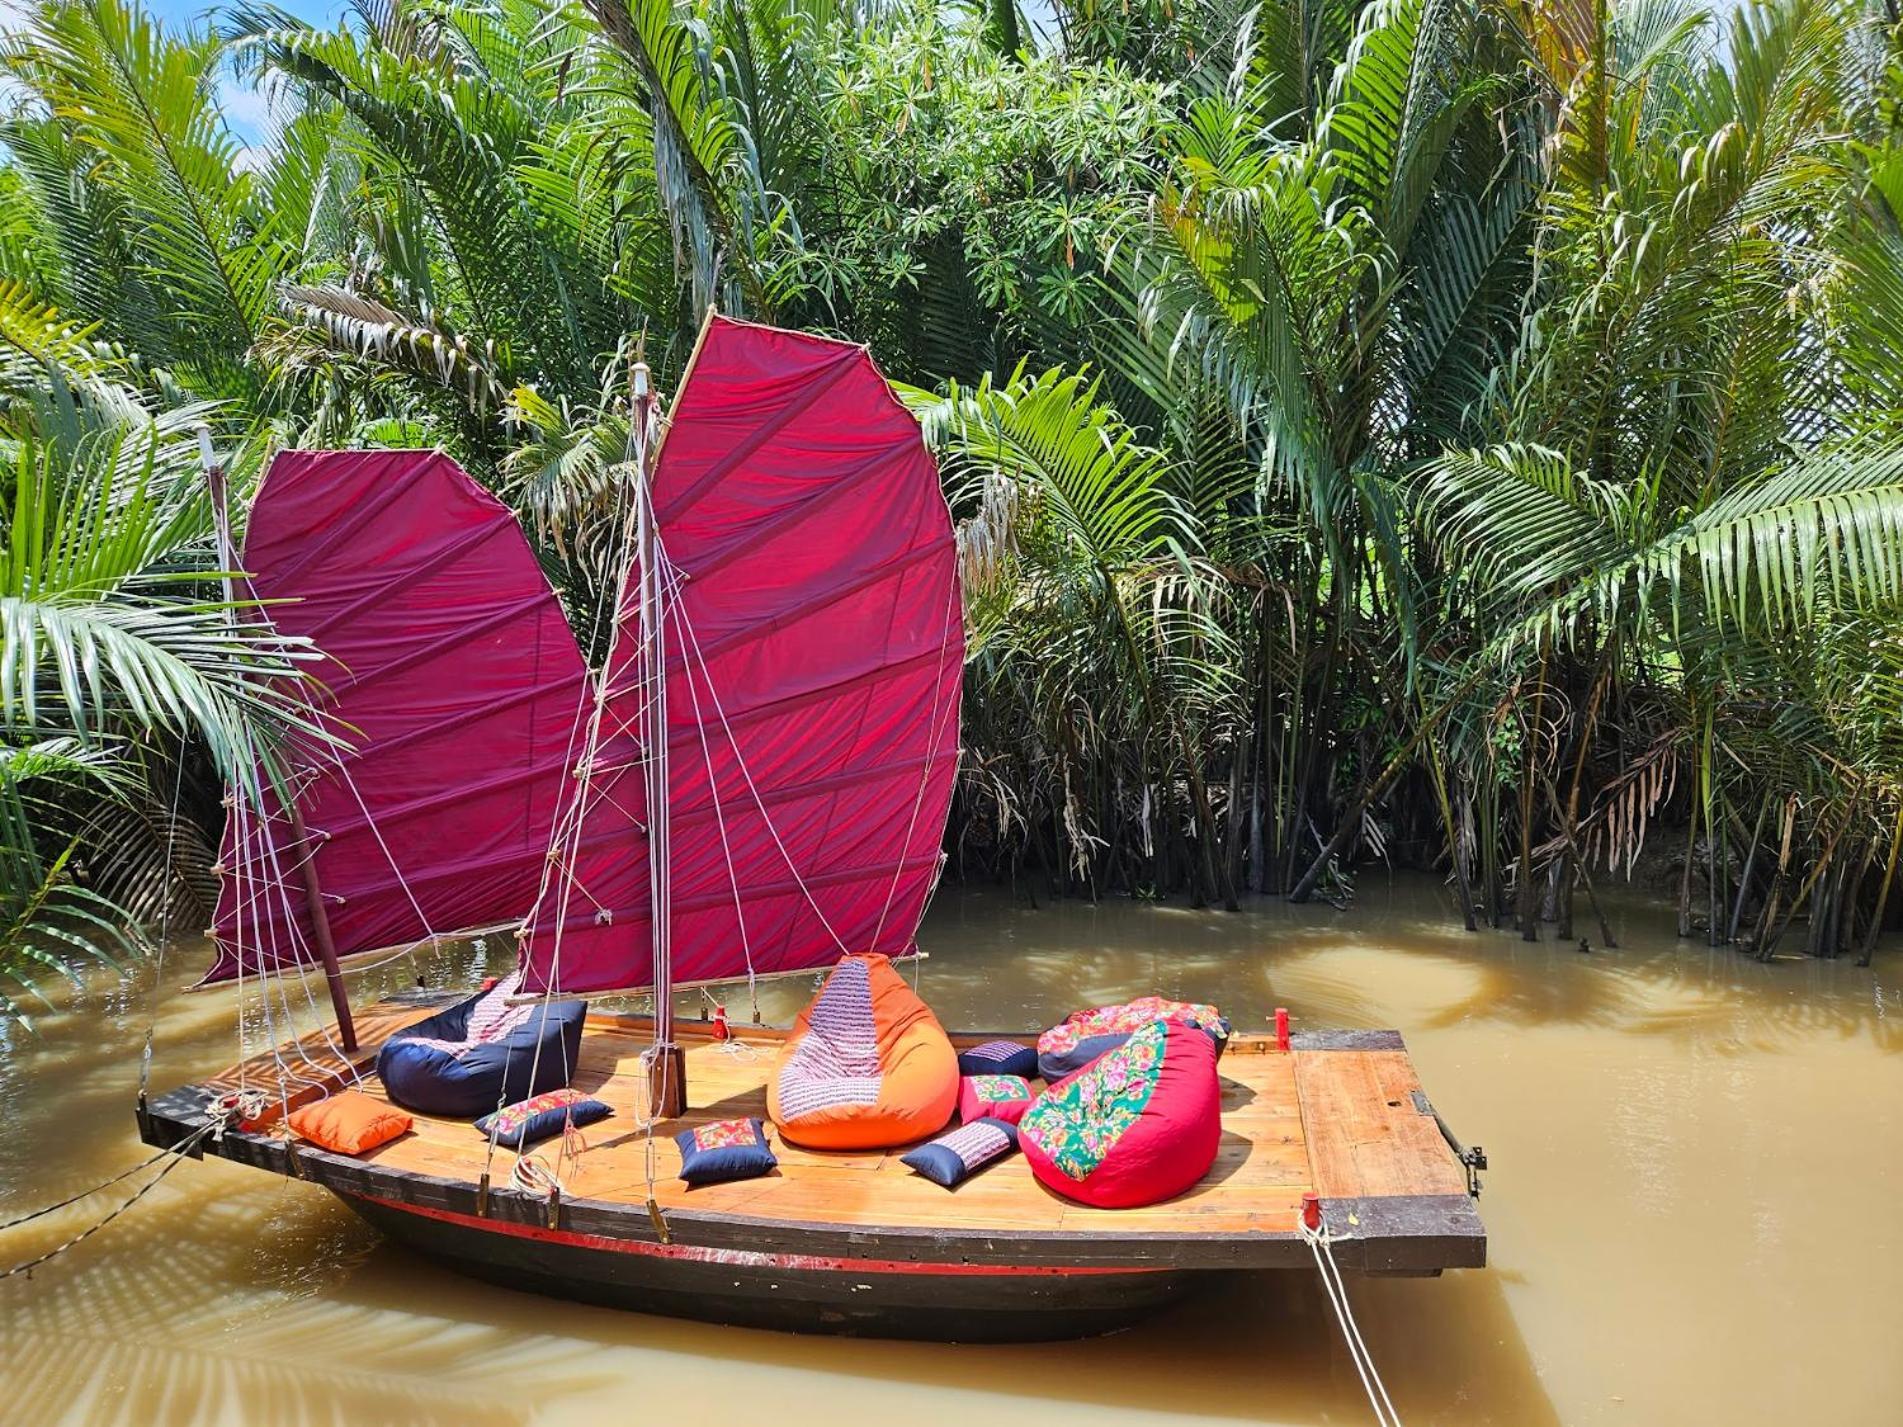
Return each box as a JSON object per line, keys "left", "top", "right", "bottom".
{"left": 675, "top": 1117, "right": 778, "bottom": 1186}
{"left": 474, "top": 1087, "right": 611, "bottom": 1150}
{"left": 957, "top": 1073, "right": 1036, "bottom": 1126}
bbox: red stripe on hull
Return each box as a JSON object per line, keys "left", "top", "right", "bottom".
{"left": 348, "top": 1194, "right": 1161, "bottom": 1279}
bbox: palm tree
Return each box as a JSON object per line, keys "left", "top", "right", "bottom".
{"left": 906, "top": 365, "right": 1242, "bottom": 903}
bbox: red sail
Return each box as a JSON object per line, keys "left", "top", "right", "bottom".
{"left": 519, "top": 317, "right": 964, "bottom": 994}
{"left": 201, "top": 450, "right": 589, "bottom": 984}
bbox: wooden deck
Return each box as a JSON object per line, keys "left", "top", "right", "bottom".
{"left": 145, "top": 996, "right": 1484, "bottom": 1277}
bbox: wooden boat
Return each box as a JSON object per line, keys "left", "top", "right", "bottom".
{"left": 136, "top": 314, "right": 1486, "bottom": 1341}
{"left": 140, "top": 1004, "right": 1483, "bottom": 1340}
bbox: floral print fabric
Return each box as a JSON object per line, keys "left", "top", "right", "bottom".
{"left": 486, "top": 1087, "right": 585, "bottom": 1136}
{"left": 1020, "top": 1020, "right": 1168, "bottom": 1181}
{"left": 970, "top": 1075, "right": 1031, "bottom": 1103}
{"left": 1036, "top": 997, "right": 1223, "bottom": 1057}
{"left": 692, "top": 1117, "right": 765, "bottom": 1151}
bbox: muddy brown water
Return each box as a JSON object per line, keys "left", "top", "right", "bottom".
{"left": 2, "top": 876, "right": 1898, "bottom": 1426}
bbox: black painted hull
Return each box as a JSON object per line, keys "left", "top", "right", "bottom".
{"left": 343, "top": 1193, "right": 1198, "bottom": 1341}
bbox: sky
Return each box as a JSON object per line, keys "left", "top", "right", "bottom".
{"left": 1, "top": 0, "right": 1065, "bottom": 149}
{"left": 0, "top": 0, "right": 351, "bottom": 145}
{"left": 142, "top": 0, "right": 346, "bottom": 26}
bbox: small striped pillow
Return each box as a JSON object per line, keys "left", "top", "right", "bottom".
{"left": 902, "top": 1117, "right": 1021, "bottom": 1188}
{"left": 955, "top": 1039, "right": 1038, "bottom": 1078}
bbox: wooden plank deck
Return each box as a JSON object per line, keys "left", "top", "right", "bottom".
{"left": 153, "top": 998, "right": 1483, "bottom": 1271}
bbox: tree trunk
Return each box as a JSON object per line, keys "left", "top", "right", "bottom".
{"left": 1676, "top": 813, "right": 1698, "bottom": 939}
{"left": 1858, "top": 804, "right": 1902, "bottom": 967}
{"left": 1518, "top": 649, "right": 1550, "bottom": 942}
{"left": 1729, "top": 799, "right": 1767, "bottom": 944}
{"left": 1425, "top": 734, "right": 1476, "bottom": 932}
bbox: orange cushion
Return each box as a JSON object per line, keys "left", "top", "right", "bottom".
{"left": 287, "top": 1090, "right": 413, "bottom": 1155}
{"left": 767, "top": 953, "right": 957, "bottom": 1150}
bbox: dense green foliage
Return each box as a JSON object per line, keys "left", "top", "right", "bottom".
{"left": 3, "top": 0, "right": 1903, "bottom": 1019}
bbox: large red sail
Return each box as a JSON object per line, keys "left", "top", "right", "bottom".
{"left": 202, "top": 450, "right": 589, "bottom": 984}
{"left": 519, "top": 317, "right": 964, "bottom": 995}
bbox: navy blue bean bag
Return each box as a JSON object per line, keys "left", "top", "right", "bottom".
{"left": 377, "top": 981, "right": 587, "bottom": 1119}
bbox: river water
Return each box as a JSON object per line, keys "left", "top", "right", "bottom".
{"left": 2, "top": 875, "right": 1898, "bottom": 1426}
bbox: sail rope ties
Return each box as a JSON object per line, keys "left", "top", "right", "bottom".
{"left": 0, "top": 1111, "right": 237, "bottom": 1281}
{"left": 1300, "top": 1194, "right": 1404, "bottom": 1427}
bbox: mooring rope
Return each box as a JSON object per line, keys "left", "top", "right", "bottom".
{"left": 0, "top": 1149, "right": 174, "bottom": 1233}
{"left": 0, "top": 1120, "right": 220, "bottom": 1281}
{"left": 1301, "top": 1208, "right": 1404, "bottom": 1427}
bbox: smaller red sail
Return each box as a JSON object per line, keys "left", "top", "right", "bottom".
{"left": 201, "top": 450, "right": 589, "bottom": 985}
{"left": 519, "top": 317, "right": 965, "bottom": 995}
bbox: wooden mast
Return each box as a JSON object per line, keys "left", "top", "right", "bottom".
{"left": 200, "top": 428, "right": 358, "bottom": 1053}
{"left": 633, "top": 357, "right": 685, "bottom": 1117}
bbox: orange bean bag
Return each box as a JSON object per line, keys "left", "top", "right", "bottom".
{"left": 768, "top": 953, "right": 958, "bottom": 1150}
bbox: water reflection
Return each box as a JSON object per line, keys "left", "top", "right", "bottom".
{"left": 2, "top": 876, "right": 1900, "bottom": 1425}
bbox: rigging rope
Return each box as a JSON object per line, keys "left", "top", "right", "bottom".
{"left": 0, "top": 1146, "right": 177, "bottom": 1233}
{"left": 664, "top": 567, "right": 760, "bottom": 1022}
{"left": 870, "top": 568, "right": 961, "bottom": 954}
{"left": 490, "top": 353, "right": 655, "bottom": 1186}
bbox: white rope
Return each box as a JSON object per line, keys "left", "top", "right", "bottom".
{"left": 1302, "top": 1215, "right": 1404, "bottom": 1427}
{"left": 228, "top": 787, "right": 356, "bottom": 1101}
{"left": 490, "top": 357, "right": 653, "bottom": 1184}
{"left": 663, "top": 571, "right": 759, "bottom": 1021}
{"left": 209, "top": 444, "right": 371, "bottom": 1108}
{"left": 204, "top": 444, "right": 401, "bottom": 1104}
{"left": 509, "top": 1151, "right": 566, "bottom": 1199}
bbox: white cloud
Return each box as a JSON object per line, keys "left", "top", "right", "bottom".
{"left": 216, "top": 78, "right": 276, "bottom": 138}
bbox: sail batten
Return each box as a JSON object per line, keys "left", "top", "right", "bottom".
{"left": 201, "top": 450, "right": 591, "bottom": 986}
{"left": 520, "top": 318, "right": 964, "bottom": 997}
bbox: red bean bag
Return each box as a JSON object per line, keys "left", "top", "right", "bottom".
{"left": 1019, "top": 1018, "right": 1221, "bottom": 1208}
{"left": 768, "top": 953, "right": 958, "bottom": 1150}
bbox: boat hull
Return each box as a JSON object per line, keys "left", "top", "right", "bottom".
{"left": 343, "top": 1192, "right": 1197, "bottom": 1340}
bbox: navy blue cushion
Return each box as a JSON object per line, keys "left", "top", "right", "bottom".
{"left": 1037, "top": 1018, "right": 1232, "bottom": 1082}
{"left": 474, "top": 1089, "right": 612, "bottom": 1150}
{"left": 378, "top": 994, "right": 587, "bottom": 1118}
{"left": 902, "top": 1117, "right": 1020, "bottom": 1188}
{"left": 956, "top": 1039, "right": 1039, "bottom": 1078}
{"left": 1037, "top": 1032, "right": 1129, "bottom": 1082}
{"left": 676, "top": 1117, "right": 777, "bottom": 1186}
